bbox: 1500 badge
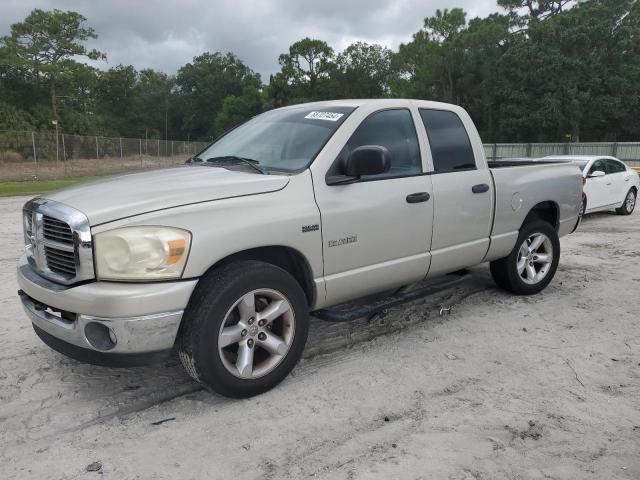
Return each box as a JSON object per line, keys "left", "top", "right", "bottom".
{"left": 328, "top": 235, "right": 358, "bottom": 247}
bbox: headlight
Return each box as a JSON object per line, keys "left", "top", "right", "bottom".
{"left": 94, "top": 226, "right": 191, "bottom": 281}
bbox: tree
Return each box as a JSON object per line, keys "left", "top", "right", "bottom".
{"left": 497, "top": 0, "right": 576, "bottom": 24}
{"left": 496, "top": 0, "right": 640, "bottom": 141}
{"left": 214, "top": 87, "right": 263, "bottom": 133}
{"left": 0, "top": 9, "right": 105, "bottom": 120}
{"left": 329, "top": 42, "right": 393, "bottom": 98}
{"left": 175, "top": 52, "right": 261, "bottom": 138}
{"left": 391, "top": 9, "right": 468, "bottom": 103}
{"left": 273, "top": 38, "right": 335, "bottom": 102}
{"left": 0, "top": 101, "right": 34, "bottom": 131}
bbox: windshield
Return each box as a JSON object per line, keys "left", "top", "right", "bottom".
{"left": 196, "top": 106, "right": 355, "bottom": 172}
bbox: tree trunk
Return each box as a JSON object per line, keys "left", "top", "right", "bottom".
{"left": 571, "top": 123, "right": 580, "bottom": 143}
{"left": 49, "top": 78, "right": 58, "bottom": 119}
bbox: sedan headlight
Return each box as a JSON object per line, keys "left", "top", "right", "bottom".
{"left": 94, "top": 226, "right": 191, "bottom": 281}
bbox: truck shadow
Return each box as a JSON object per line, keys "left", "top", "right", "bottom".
{"left": 3, "top": 268, "right": 495, "bottom": 442}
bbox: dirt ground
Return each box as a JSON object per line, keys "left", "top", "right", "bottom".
{"left": 0, "top": 195, "right": 638, "bottom": 480}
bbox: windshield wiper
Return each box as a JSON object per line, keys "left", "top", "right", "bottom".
{"left": 204, "top": 156, "right": 268, "bottom": 174}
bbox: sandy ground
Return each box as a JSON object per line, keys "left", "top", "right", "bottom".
{"left": 0, "top": 195, "right": 639, "bottom": 480}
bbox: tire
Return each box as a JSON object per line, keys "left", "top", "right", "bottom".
{"left": 616, "top": 189, "right": 636, "bottom": 215}
{"left": 178, "top": 260, "right": 309, "bottom": 398}
{"left": 490, "top": 220, "right": 560, "bottom": 295}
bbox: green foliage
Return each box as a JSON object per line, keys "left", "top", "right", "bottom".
{"left": 270, "top": 38, "right": 335, "bottom": 103}
{"left": 214, "top": 88, "right": 263, "bottom": 134}
{"left": 175, "top": 52, "right": 261, "bottom": 138}
{"left": 0, "top": 101, "right": 34, "bottom": 130}
{"left": 0, "top": 176, "right": 102, "bottom": 197}
{"left": 391, "top": 0, "right": 640, "bottom": 142}
{"left": 1, "top": 3, "right": 639, "bottom": 142}
{"left": 0, "top": 9, "right": 105, "bottom": 119}
{"left": 330, "top": 42, "right": 394, "bottom": 98}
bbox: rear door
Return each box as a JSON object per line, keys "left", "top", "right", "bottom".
{"left": 606, "top": 159, "right": 629, "bottom": 205}
{"left": 417, "top": 108, "right": 493, "bottom": 277}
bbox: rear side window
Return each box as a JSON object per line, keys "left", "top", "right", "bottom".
{"left": 339, "top": 108, "right": 422, "bottom": 180}
{"left": 419, "top": 109, "right": 476, "bottom": 172}
{"left": 606, "top": 159, "right": 626, "bottom": 173}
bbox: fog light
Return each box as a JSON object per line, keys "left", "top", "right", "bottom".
{"left": 84, "top": 322, "right": 117, "bottom": 351}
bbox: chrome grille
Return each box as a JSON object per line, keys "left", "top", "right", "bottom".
{"left": 23, "top": 198, "right": 94, "bottom": 285}
{"left": 44, "top": 245, "right": 76, "bottom": 277}
{"left": 43, "top": 216, "right": 74, "bottom": 245}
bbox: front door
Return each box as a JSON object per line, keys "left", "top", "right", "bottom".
{"left": 585, "top": 159, "right": 609, "bottom": 209}
{"left": 313, "top": 108, "right": 434, "bottom": 306}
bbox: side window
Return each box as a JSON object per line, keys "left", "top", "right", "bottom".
{"left": 589, "top": 159, "right": 606, "bottom": 175}
{"left": 419, "top": 109, "right": 476, "bottom": 172}
{"left": 607, "top": 160, "right": 626, "bottom": 173}
{"left": 340, "top": 109, "right": 421, "bottom": 179}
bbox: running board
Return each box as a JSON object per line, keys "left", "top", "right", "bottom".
{"left": 313, "top": 270, "right": 471, "bottom": 323}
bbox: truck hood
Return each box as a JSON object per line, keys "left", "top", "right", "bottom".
{"left": 45, "top": 166, "right": 290, "bottom": 225}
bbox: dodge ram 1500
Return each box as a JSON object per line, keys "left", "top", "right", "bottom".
{"left": 18, "top": 99, "right": 583, "bottom": 397}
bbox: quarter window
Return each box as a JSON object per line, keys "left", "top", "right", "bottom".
{"left": 419, "top": 109, "right": 476, "bottom": 172}
{"left": 606, "top": 159, "right": 626, "bottom": 173}
{"left": 339, "top": 109, "right": 422, "bottom": 180}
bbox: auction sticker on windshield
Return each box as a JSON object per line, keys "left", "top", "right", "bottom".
{"left": 305, "top": 111, "right": 344, "bottom": 121}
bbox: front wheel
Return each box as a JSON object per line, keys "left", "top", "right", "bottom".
{"left": 178, "top": 261, "right": 309, "bottom": 398}
{"left": 490, "top": 220, "right": 560, "bottom": 295}
{"left": 616, "top": 189, "right": 636, "bottom": 215}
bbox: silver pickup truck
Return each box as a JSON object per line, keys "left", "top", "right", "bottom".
{"left": 17, "top": 99, "right": 583, "bottom": 397}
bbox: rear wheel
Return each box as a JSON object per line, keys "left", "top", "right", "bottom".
{"left": 178, "top": 261, "right": 309, "bottom": 398}
{"left": 490, "top": 220, "right": 560, "bottom": 295}
{"left": 616, "top": 189, "right": 636, "bottom": 215}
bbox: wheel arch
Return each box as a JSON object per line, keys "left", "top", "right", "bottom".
{"left": 521, "top": 201, "right": 560, "bottom": 231}
{"left": 197, "top": 246, "right": 316, "bottom": 307}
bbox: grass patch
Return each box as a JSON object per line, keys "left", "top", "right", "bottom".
{"left": 0, "top": 176, "right": 102, "bottom": 197}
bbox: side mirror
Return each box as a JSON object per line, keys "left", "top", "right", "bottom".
{"left": 345, "top": 145, "right": 391, "bottom": 176}
{"left": 326, "top": 145, "right": 391, "bottom": 185}
{"left": 589, "top": 170, "right": 605, "bottom": 178}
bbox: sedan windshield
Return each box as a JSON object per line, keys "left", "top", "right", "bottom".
{"left": 196, "top": 106, "right": 355, "bottom": 173}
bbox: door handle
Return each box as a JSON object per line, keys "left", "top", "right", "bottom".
{"left": 406, "top": 192, "right": 430, "bottom": 203}
{"left": 606, "top": 182, "right": 612, "bottom": 186}
{"left": 472, "top": 184, "right": 490, "bottom": 194}
{"left": 625, "top": 177, "right": 630, "bottom": 182}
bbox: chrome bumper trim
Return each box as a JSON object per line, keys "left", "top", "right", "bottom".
{"left": 20, "top": 293, "right": 183, "bottom": 354}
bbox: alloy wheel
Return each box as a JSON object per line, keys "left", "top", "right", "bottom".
{"left": 626, "top": 191, "right": 636, "bottom": 213}
{"left": 217, "top": 289, "right": 295, "bottom": 379}
{"left": 516, "top": 233, "right": 554, "bottom": 285}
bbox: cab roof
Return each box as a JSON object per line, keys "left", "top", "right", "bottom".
{"left": 277, "top": 98, "right": 462, "bottom": 111}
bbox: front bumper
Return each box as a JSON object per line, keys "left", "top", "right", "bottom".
{"left": 17, "top": 257, "right": 198, "bottom": 364}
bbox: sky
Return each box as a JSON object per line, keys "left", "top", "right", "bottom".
{"left": 0, "top": 0, "right": 500, "bottom": 81}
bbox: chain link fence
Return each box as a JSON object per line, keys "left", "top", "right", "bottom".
{"left": 2, "top": 131, "right": 640, "bottom": 181}
{"left": 0, "top": 130, "right": 209, "bottom": 181}
{"left": 484, "top": 142, "right": 640, "bottom": 168}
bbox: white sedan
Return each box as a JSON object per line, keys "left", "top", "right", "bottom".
{"left": 543, "top": 155, "right": 638, "bottom": 216}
